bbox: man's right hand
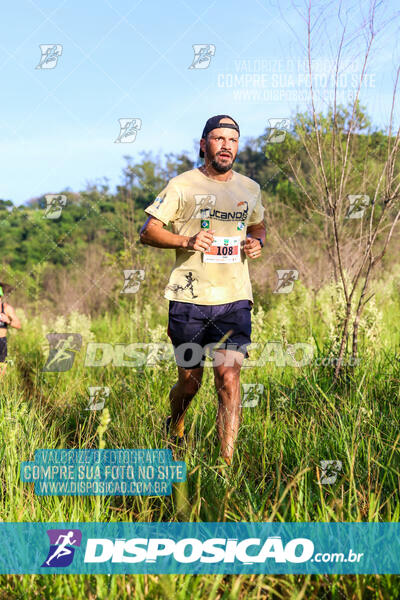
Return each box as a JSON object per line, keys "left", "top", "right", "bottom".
{"left": 185, "top": 230, "right": 215, "bottom": 252}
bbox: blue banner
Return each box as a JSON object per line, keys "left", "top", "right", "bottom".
{"left": 0, "top": 522, "right": 398, "bottom": 574}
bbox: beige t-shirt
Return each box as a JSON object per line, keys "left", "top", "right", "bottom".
{"left": 144, "top": 168, "right": 265, "bottom": 305}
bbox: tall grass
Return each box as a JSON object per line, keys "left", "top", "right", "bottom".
{"left": 0, "top": 275, "right": 400, "bottom": 598}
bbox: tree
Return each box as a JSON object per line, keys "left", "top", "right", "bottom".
{"left": 266, "top": 0, "right": 400, "bottom": 378}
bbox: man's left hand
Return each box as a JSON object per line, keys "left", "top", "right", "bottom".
{"left": 244, "top": 237, "right": 262, "bottom": 259}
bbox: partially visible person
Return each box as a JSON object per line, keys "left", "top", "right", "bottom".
{"left": 0, "top": 283, "right": 21, "bottom": 377}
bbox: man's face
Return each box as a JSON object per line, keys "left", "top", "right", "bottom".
{"left": 201, "top": 121, "right": 239, "bottom": 173}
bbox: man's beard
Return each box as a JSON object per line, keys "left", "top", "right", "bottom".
{"left": 207, "top": 149, "right": 235, "bottom": 173}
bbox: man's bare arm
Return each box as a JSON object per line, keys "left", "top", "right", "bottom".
{"left": 1, "top": 304, "right": 21, "bottom": 329}
{"left": 244, "top": 220, "right": 266, "bottom": 260}
{"left": 247, "top": 220, "right": 266, "bottom": 246}
{"left": 139, "top": 216, "right": 189, "bottom": 249}
{"left": 139, "top": 216, "right": 214, "bottom": 252}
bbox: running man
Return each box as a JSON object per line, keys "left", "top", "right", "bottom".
{"left": 139, "top": 115, "right": 266, "bottom": 465}
{"left": 45, "top": 531, "right": 77, "bottom": 566}
{"left": 0, "top": 283, "right": 21, "bottom": 376}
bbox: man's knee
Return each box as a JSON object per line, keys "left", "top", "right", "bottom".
{"left": 214, "top": 367, "right": 240, "bottom": 392}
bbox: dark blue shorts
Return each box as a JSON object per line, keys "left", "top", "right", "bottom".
{"left": 167, "top": 300, "right": 252, "bottom": 369}
{"left": 0, "top": 338, "right": 7, "bottom": 363}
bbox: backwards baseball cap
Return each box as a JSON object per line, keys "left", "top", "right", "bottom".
{"left": 199, "top": 115, "right": 240, "bottom": 158}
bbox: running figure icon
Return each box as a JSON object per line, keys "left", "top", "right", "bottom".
{"left": 167, "top": 271, "right": 199, "bottom": 298}
{"left": 45, "top": 531, "right": 77, "bottom": 566}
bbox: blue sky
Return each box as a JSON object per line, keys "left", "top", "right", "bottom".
{"left": 0, "top": 0, "right": 399, "bottom": 205}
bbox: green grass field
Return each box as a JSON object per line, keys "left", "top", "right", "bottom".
{"left": 1, "top": 273, "right": 400, "bottom": 599}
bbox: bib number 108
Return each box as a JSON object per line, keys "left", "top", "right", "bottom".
{"left": 217, "top": 246, "right": 234, "bottom": 255}
{"left": 203, "top": 236, "right": 240, "bottom": 263}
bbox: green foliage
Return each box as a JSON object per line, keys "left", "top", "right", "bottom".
{"left": 1, "top": 110, "right": 400, "bottom": 598}
{"left": 263, "top": 103, "right": 393, "bottom": 215}
{"left": 0, "top": 279, "right": 400, "bottom": 597}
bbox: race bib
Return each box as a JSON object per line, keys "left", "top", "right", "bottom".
{"left": 203, "top": 236, "right": 241, "bottom": 263}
